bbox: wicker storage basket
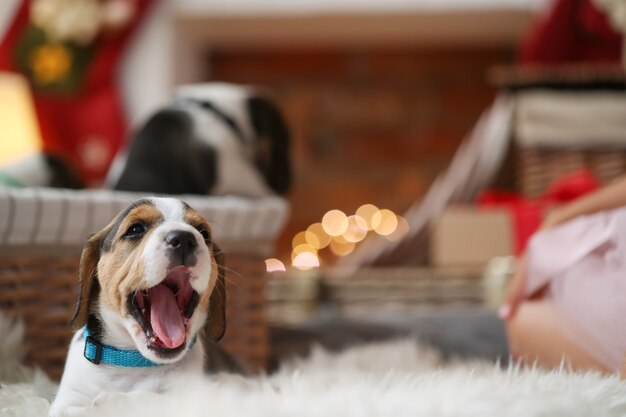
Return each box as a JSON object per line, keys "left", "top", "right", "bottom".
{"left": 495, "top": 65, "right": 626, "bottom": 197}
{"left": 266, "top": 267, "right": 484, "bottom": 325}
{"left": 0, "top": 188, "right": 288, "bottom": 380}
{"left": 321, "top": 268, "right": 484, "bottom": 316}
{"left": 518, "top": 148, "right": 626, "bottom": 197}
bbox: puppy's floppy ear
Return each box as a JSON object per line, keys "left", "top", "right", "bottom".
{"left": 205, "top": 242, "right": 226, "bottom": 341}
{"left": 247, "top": 95, "right": 291, "bottom": 195}
{"left": 70, "top": 226, "right": 109, "bottom": 331}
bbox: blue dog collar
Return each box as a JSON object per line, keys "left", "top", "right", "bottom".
{"left": 83, "top": 327, "right": 195, "bottom": 367}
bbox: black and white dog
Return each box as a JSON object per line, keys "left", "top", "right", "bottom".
{"left": 107, "top": 83, "right": 291, "bottom": 197}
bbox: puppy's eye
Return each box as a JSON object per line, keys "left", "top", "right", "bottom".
{"left": 196, "top": 227, "right": 210, "bottom": 242}
{"left": 124, "top": 223, "right": 146, "bottom": 239}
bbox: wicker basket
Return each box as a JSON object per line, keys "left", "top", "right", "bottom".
{"left": 0, "top": 256, "right": 76, "bottom": 380}
{"left": 220, "top": 253, "right": 268, "bottom": 372}
{"left": 0, "top": 188, "right": 288, "bottom": 380}
{"left": 321, "top": 268, "right": 484, "bottom": 316}
{"left": 0, "top": 253, "right": 268, "bottom": 380}
{"left": 494, "top": 65, "right": 626, "bottom": 197}
{"left": 517, "top": 148, "right": 626, "bottom": 197}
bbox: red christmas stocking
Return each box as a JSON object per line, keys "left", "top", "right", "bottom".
{"left": 0, "top": 0, "right": 155, "bottom": 185}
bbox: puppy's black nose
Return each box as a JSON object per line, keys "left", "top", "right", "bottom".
{"left": 165, "top": 230, "right": 197, "bottom": 251}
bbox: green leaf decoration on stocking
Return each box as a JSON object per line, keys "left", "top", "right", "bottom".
{"left": 13, "top": 26, "right": 93, "bottom": 94}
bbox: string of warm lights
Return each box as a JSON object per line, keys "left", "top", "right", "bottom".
{"left": 265, "top": 204, "right": 409, "bottom": 272}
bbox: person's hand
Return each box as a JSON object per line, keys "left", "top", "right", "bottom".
{"left": 499, "top": 253, "right": 527, "bottom": 321}
{"left": 540, "top": 206, "right": 569, "bottom": 230}
{"left": 499, "top": 207, "right": 571, "bottom": 321}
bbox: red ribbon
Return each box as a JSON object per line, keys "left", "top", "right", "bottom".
{"left": 520, "top": 0, "right": 622, "bottom": 64}
{"left": 477, "top": 170, "right": 601, "bottom": 254}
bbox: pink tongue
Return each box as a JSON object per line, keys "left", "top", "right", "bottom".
{"left": 149, "top": 284, "right": 185, "bottom": 349}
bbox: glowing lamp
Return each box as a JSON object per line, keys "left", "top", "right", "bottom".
{"left": 0, "top": 73, "right": 43, "bottom": 166}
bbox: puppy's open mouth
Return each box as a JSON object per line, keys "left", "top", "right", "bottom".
{"left": 127, "top": 266, "right": 199, "bottom": 353}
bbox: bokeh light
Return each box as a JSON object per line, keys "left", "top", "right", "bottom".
{"left": 385, "top": 215, "right": 409, "bottom": 242}
{"left": 322, "top": 209, "right": 349, "bottom": 237}
{"left": 292, "top": 230, "right": 320, "bottom": 250}
{"left": 292, "top": 243, "right": 318, "bottom": 260}
{"left": 329, "top": 236, "right": 356, "bottom": 256}
{"left": 292, "top": 251, "right": 320, "bottom": 270}
{"left": 306, "top": 222, "right": 331, "bottom": 249}
{"left": 372, "top": 209, "right": 398, "bottom": 236}
{"left": 342, "top": 215, "right": 368, "bottom": 243}
{"left": 356, "top": 204, "right": 379, "bottom": 231}
{"left": 292, "top": 231, "right": 308, "bottom": 248}
{"left": 282, "top": 204, "right": 407, "bottom": 268}
{"left": 265, "top": 258, "right": 286, "bottom": 272}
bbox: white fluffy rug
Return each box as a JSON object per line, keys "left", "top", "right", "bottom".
{"left": 2, "top": 315, "right": 626, "bottom": 417}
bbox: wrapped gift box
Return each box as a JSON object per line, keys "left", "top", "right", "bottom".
{"left": 431, "top": 206, "right": 514, "bottom": 267}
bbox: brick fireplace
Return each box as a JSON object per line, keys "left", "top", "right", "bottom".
{"left": 170, "top": 5, "right": 533, "bottom": 261}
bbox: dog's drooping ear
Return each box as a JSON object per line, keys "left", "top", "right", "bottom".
{"left": 70, "top": 227, "right": 109, "bottom": 331}
{"left": 247, "top": 95, "right": 291, "bottom": 195}
{"left": 205, "top": 242, "right": 226, "bottom": 341}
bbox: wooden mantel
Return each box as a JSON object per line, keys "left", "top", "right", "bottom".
{"left": 172, "top": 1, "right": 540, "bottom": 83}
{"left": 174, "top": 10, "right": 535, "bottom": 49}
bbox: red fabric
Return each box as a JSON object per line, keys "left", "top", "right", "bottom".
{"left": 478, "top": 170, "right": 602, "bottom": 254}
{"left": 520, "top": 0, "right": 622, "bottom": 64}
{"left": 0, "top": 0, "right": 155, "bottom": 185}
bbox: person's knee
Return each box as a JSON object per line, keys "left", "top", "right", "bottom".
{"left": 503, "top": 302, "right": 541, "bottom": 359}
{"left": 503, "top": 301, "right": 609, "bottom": 372}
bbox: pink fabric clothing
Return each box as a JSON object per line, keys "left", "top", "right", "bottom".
{"left": 526, "top": 208, "right": 626, "bottom": 371}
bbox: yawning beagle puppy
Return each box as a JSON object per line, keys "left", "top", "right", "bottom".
{"left": 49, "top": 197, "right": 225, "bottom": 416}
